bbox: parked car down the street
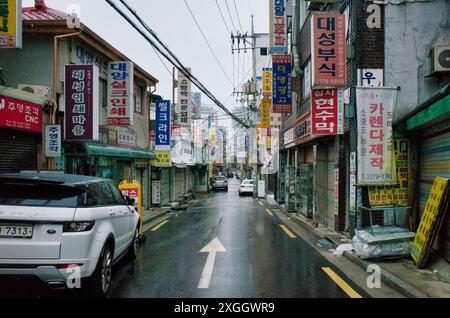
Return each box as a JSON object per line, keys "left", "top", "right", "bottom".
{"left": 212, "top": 175, "right": 228, "bottom": 191}
{"left": 238, "top": 179, "right": 254, "bottom": 196}
{"left": 0, "top": 173, "right": 141, "bottom": 297}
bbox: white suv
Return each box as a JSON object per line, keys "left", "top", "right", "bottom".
{"left": 0, "top": 173, "right": 141, "bottom": 297}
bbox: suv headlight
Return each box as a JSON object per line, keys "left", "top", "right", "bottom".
{"left": 63, "top": 221, "right": 95, "bottom": 232}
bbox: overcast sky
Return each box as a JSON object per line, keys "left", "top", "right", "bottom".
{"left": 23, "top": 0, "right": 269, "bottom": 127}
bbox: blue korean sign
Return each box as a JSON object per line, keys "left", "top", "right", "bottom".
{"left": 156, "top": 100, "right": 171, "bottom": 147}
{"left": 272, "top": 54, "right": 292, "bottom": 113}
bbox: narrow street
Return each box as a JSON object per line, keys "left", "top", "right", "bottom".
{"left": 108, "top": 178, "right": 368, "bottom": 298}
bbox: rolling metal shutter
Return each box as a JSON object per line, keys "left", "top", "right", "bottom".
{"left": 327, "top": 142, "right": 336, "bottom": 230}
{"left": 315, "top": 145, "right": 327, "bottom": 225}
{"left": 160, "top": 168, "right": 170, "bottom": 206}
{"left": 0, "top": 129, "right": 39, "bottom": 173}
{"left": 174, "top": 168, "right": 184, "bottom": 200}
{"left": 419, "top": 131, "right": 450, "bottom": 262}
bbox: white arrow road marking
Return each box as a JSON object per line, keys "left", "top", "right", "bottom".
{"left": 198, "top": 237, "right": 226, "bottom": 289}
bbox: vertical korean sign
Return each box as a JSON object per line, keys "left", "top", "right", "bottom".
{"left": 260, "top": 98, "right": 271, "bottom": 129}
{"left": 356, "top": 87, "right": 397, "bottom": 185}
{"left": 0, "top": 0, "right": 22, "bottom": 49}
{"left": 272, "top": 54, "right": 292, "bottom": 113}
{"left": 262, "top": 68, "right": 273, "bottom": 98}
{"left": 311, "top": 12, "right": 346, "bottom": 88}
{"left": 176, "top": 68, "right": 192, "bottom": 127}
{"left": 45, "top": 125, "right": 61, "bottom": 157}
{"left": 65, "top": 64, "right": 99, "bottom": 141}
{"left": 107, "top": 61, "right": 134, "bottom": 126}
{"left": 270, "top": 0, "right": 287, "bottom": 53}
{"left": 154, "top": 100, "right": 172, "bottom": 167}
{"left": 311, "top": 88, "right": 344, "bottom": 135}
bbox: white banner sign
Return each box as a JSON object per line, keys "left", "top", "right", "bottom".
{"left": 152, "top": 180, "right": 161, "bottom": 204}
{"left": 176, "top": 68, "right": 192, "bottom": 127}
{"left": 356, "top": 87, "right": 397, "bottom": 185}
{"left": 45, "top": 125, "right": 61, "bottom": 157}
{"left": 107, "top": 61, "right": 134, "bottom": 126}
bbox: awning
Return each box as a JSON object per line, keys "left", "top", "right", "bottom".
{"left": 0, "top": 85, "right": 50, "bottom": 106}
{"left": 83, "top": 143, "right": 156, "bottom": 159}
{"left": 403, "top": 84, "right": 450, "bottom": 131}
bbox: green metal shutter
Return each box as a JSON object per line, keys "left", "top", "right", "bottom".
{"left": 419, "top": 131, "right": 450, "bottom": 262}
{"left": 160, "top": 168, "right": 170, "bottom": 206}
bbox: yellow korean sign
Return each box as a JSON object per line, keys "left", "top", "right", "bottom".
{"left": 0, "top": 0, "right": 22, "bottom": 49}
{"left": 260, "top": 98, "right": 271, "bottom": 129}
{"left": 119, "top": 180, "right": 143, "bottom": 237}
{"left": 262, "top": 68, "right": 272, "bottom": 97}
{"left": 152, "top": 149, "right": 172, "bottom": 167}
{"left": 411, "top": 177, "right": 449, "bottom": 266}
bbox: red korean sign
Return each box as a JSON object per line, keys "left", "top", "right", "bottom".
{"left": 311, "top": 12, "right": 347, "bottom": 88}
{"left": 311, "top": 88, "right": 344, "bottom": 136}
{"left": 0, "top": 95, "right": 42, "bottom": 133}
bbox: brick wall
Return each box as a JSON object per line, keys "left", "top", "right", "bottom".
{"left": 347, "top": 0, "right": 385, "bottom": 232}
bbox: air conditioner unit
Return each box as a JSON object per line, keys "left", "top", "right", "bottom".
{"left": 430, "top": 43, "right": 450, "bottom": 74}
{"left": 18, "top": 84, "right": 51, "bottom": 98}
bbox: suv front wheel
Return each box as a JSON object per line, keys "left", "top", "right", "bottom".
{"left": 126, "top": 225, "right": 140, "bottom": 260}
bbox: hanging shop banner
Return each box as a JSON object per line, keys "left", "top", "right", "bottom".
{"left": 209, "top": 127, "right": 216, "bottom": 163}
{"left": 45, "top": 125, "right": 61, "bottom": 158}
{"left": 155, "top": 100, "right": 171, "bottom": 147}
{"left": 269, "top": 0, "right": 287, "bottom": 53}
{"left": 192, "top": 119, "right": 203, "bottom": 164}
{"left": 0, "top": 95, "right": 42, "bottom": 132}
{"left": 65, "top": 64, "right": 99, "bottom": 141}
{"left": 311, "top": 88, "right": 344, "bottom": 135}
{"left": 262, "top": 68, "right": 273, "bottom": 97}
{"left": 0, "top": 0, "right": 22, "bottom": 49}
{"left": 311, "top": 12, "right": 347, "bottom": 88}
{"left": 176, "top": 68, "right": 192, "bottom": 127}
{"left": 356, "top": 87, "right": 397, "bottom": 185}
{"left": 411, "top": 177, "right": 450, "bottom": 268}
{"left": 107, "top": 61, "right": 134, "bottom": 126}
{"left": 192, "top": 92, "right": 201, "bottom": 119}
{"left": 260, "top": 98, "right": 271, "bottom": 129}
{"left": 272, "top": 54, "right": 292, "bottom": 113}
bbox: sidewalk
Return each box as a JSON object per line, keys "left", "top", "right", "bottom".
{"left": 264, "top": 194, "right": 450, "bottom": 298}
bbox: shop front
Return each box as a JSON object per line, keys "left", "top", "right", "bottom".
{"left": 0, "top": 87, "right": 48, "bottom": 173}
{"left": 405, "top": 87, "right": 450, "bottom": 262}
{"left": 64, "top": 143, "right": 155, "bottom": 209}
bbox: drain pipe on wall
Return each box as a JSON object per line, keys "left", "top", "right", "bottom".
{"left": 292, "top": 0, "right": 303, "bottom": 79}
{"left": 48, "top": 31, "right": 81, "bottom": 171}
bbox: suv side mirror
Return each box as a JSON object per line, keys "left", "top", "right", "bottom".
{"left": 125, "top": 195, "right": 135, "bottom": 206}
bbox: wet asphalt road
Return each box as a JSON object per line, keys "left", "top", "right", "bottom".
{"left": 108, "top": 179, "right": 367, "bottom": 298}
{"left": 0, "top": 178, "right": 369, "bottom": 298}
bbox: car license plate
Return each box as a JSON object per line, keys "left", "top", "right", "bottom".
{"left": 0, "top": 224, "right": 33, "bottom": 239}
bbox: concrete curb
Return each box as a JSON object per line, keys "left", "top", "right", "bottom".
{"left": 142, "top": 208, "right": 172, "bottom": 225}
{"left": 264, "top": 197, "right": 428, "bottom": 298}
{"left": 342, "top": 251, "right": 428, "bottom": 298}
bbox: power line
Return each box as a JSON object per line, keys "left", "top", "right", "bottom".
{"left": 109, "top": 0, "right": 248, "bottom": 128}
{"left": 214, "top": 0, "right": 231, "bottom": 34}
{"left": 183, "top": 0, "right": 234, "bottom": 87}
{"left": 224, "top": 0, "right": 237, "bottom": 33}
{"left": 232, "top": 0, "right": 244, "bottom": 34}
